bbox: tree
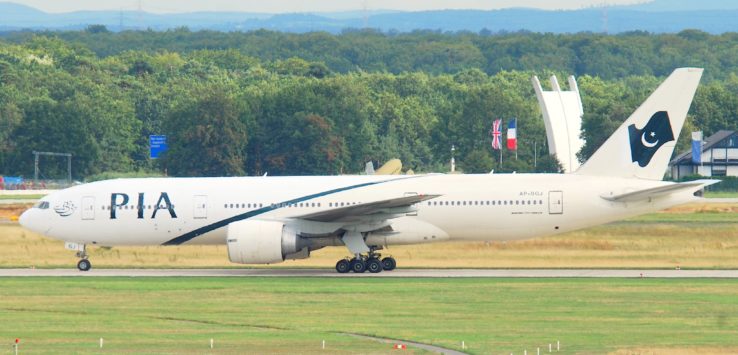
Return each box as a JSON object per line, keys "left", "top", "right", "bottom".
{"left": 460, "top": 149, "right": 494, "bottom": 173}
{"left": 262, "top": 112, "right": 346, "bottom": 175}
{"left": 162, "top": 85, "right": 248, "bottom": 176}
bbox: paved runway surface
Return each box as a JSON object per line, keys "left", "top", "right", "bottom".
{"left": 1, "top": 268, "right": 737, "bottom": 277}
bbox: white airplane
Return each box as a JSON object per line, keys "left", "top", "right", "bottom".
{"left": 20, "top": 68, "right": 716, "bottom": 273}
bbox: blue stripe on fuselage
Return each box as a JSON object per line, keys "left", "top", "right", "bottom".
{"left": 162, "top": 176, "right": 419, "bottom": 245}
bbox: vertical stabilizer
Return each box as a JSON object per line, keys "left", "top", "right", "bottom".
{"left": 575, "top": 68, "right": 703, "bottom": 180}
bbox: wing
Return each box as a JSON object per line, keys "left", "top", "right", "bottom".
{"left": 296, "top": 194, "right": 441, "bottom": 223}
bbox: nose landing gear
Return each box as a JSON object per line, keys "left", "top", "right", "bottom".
{"left": 77, "top": 258, "right": 92, "bottom": 272}
{"left": 73, "top": 244, "right": 91, "bottom": 272}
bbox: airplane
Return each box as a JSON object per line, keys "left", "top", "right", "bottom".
{"left": 20, "top": 68, "right": 716, "bottom": 273}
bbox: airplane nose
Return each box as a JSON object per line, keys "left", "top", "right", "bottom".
{"left": 18, "top": 209, "right": 30, "bottom": 228}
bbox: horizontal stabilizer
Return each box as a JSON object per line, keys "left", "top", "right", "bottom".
{"left": 297, "top": 194, "right": 440, "bottom": 223}
{"left": 601, "top": 180, "right": 720, "bottom": 202}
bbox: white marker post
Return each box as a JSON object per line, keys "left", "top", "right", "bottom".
{"left": 322, "top": 340, "right": 325, "bottom": 350}
{"left": 549, "top": 343, "right": 552, "bottom": 352}
{"left": 14, "top": 339, "right": 19, "bottom": 355}
{"left": 210, "top": 338, "right": 214, "bottom": 349}
{"left": 461, "top": 341, "right": 465, "bottom": 350}
{"left": 557, "top": 341, "right": 560, "bottom": 351}
{"left": 537, "top": 347, "right": 540, "bottom": 355}
{"left": 99, "top": 338, "right": 104, "bottom": 348}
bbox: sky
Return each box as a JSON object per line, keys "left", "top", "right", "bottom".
{"left": 10, "top": 0, "right": 647, "bottom": 14}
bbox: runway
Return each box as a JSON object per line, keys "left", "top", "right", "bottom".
{"left": 1, "top": 268, "right": 737, "bottom": 278}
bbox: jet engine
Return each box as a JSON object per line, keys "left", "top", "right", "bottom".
{"left": 226, "top": 220, "right": 308, "bottom": 264}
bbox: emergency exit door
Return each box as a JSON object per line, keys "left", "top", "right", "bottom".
{"left": 193, "top": 195, "right": 208, "bottom": 219}
{"left": 81, "top": 196, "right": 95, "bottom": 220}
{"left": 548, "top": 191, "right": 563, "bottom": 214}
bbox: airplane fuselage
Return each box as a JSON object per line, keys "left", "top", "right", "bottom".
{"left": 21, "top": 173, "right": 697, "bottom": 248}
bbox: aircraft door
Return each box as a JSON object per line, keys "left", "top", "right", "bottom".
{"left": 81, "top": 196, "right": 95, "bottom": 220}
{"left": 193, "top": 195, "right": 208, "bottom": 219}
{"left": 548, "top": 191, "right": 563, "bottom": 214}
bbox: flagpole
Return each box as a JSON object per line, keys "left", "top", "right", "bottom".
{"left": 515, "top": 118, "right": 518, "bottom": 161}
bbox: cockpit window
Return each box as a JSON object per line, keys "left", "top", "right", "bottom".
{"left": 33, "top": 201, "right": 50, "bottom": 209}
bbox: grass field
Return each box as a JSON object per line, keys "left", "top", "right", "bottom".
{"left": 1, "top": 277, "right": 737, "bottom": 354}
{"left": 1, "top": 203, "right": 737, "bottom": 354}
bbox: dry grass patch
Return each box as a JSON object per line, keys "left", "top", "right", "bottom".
{"left": 1, "top": 202, "right": 737, "bottom": 269}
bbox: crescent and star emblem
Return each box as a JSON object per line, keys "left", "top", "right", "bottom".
{"left": 641, "top": 131, "right": 659, "bottom": 148}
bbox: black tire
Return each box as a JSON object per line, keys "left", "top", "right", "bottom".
{"left": 381, "top": 257, "right": 396, "bottom": 271}
{"left": 367, "top": 258, "right": 382, "bottom": 273}
{"left": 77, "top": 259, "right": 91, "bottom": 272}
{"left": 350, "top": 258, "right": 366, "bottom": 273}
{"left": 335, "top": 259, "right": 351, "bottom": 273}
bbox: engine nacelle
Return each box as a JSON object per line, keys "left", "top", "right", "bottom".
{"left": 226, "top": 220, "right": 307, "bottom": 264}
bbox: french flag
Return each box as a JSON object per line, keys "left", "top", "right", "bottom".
{"left": 507, "top": 118, "right": 517, "bottom": 150}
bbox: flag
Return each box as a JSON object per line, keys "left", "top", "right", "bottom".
{"left": 490, "top": 119, "right": 502, "bottom": 150}
{"left": 507, "top": 118, "right": 517, "bottom": 150}
{"left": 691, "top": 131, "right": 702, "bottom": 164}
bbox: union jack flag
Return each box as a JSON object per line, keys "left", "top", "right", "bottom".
{"left": 490, "top": 119, "right": 502, "bottom": 150}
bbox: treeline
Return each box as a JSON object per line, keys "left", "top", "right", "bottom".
{"left": 4, "top": 28, "right": 738, "bottom": 81}
{"left": 0, "top": 29, "right": 737, "bottom": 179}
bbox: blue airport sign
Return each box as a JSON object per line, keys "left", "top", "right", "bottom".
{"left": 149, "top": 135, "right": 168, "bottom": 159}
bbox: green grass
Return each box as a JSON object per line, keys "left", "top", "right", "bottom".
{"left": 0, "top": 194, "right": 44, "bottom": 200}
{"left": 704, "top": 191, "right": 738, "bottom": 198}
{"left": 625, "top": 212, "right": 738, "bottom": 223}
{"left": 1, "top": 278, "right": 737, "bottom": 354}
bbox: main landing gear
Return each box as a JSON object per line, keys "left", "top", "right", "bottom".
{"left": 335, "top": 252, "right": 396, "bottom": 274}
{"left": 75, "top": 245, "right": 92, "bottom": 272}
{"left": 337, "top": 231, "right": 396, "bottom": 274}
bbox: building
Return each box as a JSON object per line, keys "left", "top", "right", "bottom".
{"left": 670, "top": 130, "right": 738, "bottom": 179}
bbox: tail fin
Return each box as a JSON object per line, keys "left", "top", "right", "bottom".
{"left": 575, "top": 68, "right": 703, "bottom": 180}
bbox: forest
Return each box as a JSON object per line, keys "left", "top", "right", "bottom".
{"left": 1, "top": 27, "right": 737, "bottom": 180}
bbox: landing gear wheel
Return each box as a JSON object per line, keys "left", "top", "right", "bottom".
{"left": 77, "top": 259, "right": 92, "bottom": 272}
{"left": 335, "top": 259, "right": 351, "bottom": 273}
{"left": 381, "top": 257, "right": 396, "bottom": 271}
{"left": 366, "top": 258, "right": 382, "bottom": 273}
{"left": 350, "top": 258, "right": 367, "bottom": 273}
